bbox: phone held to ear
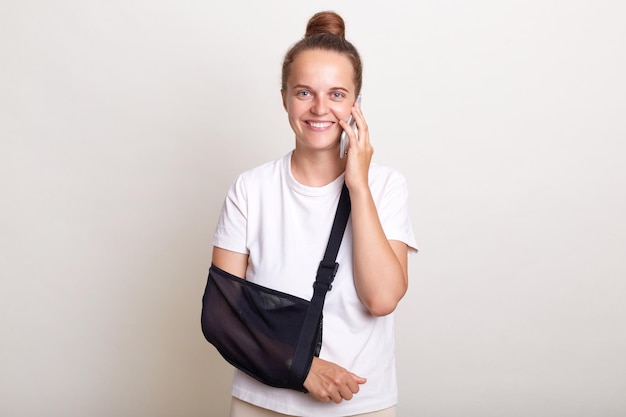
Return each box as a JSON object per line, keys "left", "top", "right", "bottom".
{"left": 340, "top": 95, "right": 362, "bottom": 158}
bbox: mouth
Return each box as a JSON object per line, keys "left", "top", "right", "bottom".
{"left": 306, "top": 120, "right": 335, "bottom": 130}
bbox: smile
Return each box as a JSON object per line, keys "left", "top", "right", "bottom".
{"left": 307, "top": 121, "right": 334, "bottom": 129}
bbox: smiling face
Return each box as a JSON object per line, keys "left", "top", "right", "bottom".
{"left": 282, "top": 49, "right": 357, "bottom": 153}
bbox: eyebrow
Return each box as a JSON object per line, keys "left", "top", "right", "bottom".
{"left": 291, "top": 84, "right": 351, "bottom": 93}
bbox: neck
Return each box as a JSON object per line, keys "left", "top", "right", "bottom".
{"left": 290, "top": 148, "right": 346, "bottom": 187}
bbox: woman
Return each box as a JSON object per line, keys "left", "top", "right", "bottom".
{"left": 211, "top": 11, "right": 418, "bottom": 417}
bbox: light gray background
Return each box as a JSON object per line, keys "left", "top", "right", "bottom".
{"left": 1, "top": 1, "right": 625, "bottom": 416}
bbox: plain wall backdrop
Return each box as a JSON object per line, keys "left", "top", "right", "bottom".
{"left": 1, "top": 1, "right": 625, "bottom": 416}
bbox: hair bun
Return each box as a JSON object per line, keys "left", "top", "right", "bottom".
{"left": 305, "top": 11, "right": 345, "bottom": 38}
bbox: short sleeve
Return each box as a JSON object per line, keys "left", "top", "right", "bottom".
{"left": 377, "top": 172, "right": 419, "bottom": 254}
{"left": 212, "top": 176, "right": 249, "bottom": 254}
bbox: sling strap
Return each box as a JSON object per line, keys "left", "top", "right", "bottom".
{"left": 289, "top": 183, "right": 351, "bottom": 388}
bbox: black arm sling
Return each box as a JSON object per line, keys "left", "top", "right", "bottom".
{"left": 201, "top": 184, "right": 351, "bottom": 392}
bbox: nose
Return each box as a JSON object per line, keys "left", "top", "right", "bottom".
{"left": 310, "top": 95, "right": 329, "bottom": 115}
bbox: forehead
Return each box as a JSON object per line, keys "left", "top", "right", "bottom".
{"left": 287, "top": 49, "right": 355, "bottom": 90}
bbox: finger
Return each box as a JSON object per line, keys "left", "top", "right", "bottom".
{"left": 346, "top": 375, "right": 365, "bottom": 395}
{"left": 338, "top": 118, "right": 356, "bottom": 138}
{"left": 316, "top": 391, "right": 333, "bottom": 403}
{"left": 338, "top": 385, "right": 354, "bottom": 401}
{"left": 329, "top": 390, "right": 343, "bottom": 404}
{"left": 350, "top": 102, "right": 369, "bottom": 142}
{"left": 352, "top": 373, "right": 367, "bottom": 384}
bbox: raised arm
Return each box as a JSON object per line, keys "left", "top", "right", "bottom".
{"left": 340, "top": 102, "right": 409, "bottom": 316}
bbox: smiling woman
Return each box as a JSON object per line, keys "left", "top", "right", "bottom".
{"left": 206, "top": 10, "right": 418, "bottom": 417}
{"left": 282, "top": 49, "right": 356, "bottom": 173}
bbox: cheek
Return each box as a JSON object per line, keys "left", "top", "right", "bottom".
{"left": 286, "top": 105, "right": 305, "bottom": 129}
{"left": 286, "top": 101, "right": 304, "bottom": 118}
{"left": 335, "top": 105, "right": 353, "bottom": 122}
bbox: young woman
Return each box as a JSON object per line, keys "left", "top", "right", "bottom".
{"left": 211, "top": 11, "right": 418, "bottom": 417}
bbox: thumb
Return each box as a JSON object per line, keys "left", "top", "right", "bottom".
{"left": 352, "top": 373, "right": 367, "bottom": 384}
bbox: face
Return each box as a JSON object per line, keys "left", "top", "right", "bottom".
{"left": 282, "top": 49, "right": 357, "bottom": 153}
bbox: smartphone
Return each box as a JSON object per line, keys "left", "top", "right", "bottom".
{"left": 340, "top": 95, "right": 362, "bottom": 158}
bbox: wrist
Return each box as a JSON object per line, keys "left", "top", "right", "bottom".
{"left": 345, "top": 183, "right": 371, "bottom": 200}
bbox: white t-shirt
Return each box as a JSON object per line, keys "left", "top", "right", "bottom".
{"left": 212, "top": 151, "right": 418, "bottom": 417}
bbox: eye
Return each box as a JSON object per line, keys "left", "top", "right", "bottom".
{"left": 297, "top": 90, "right": 311, "bottom": 98}
{"left": 331, "top": 92, "right": 345, "bottom": 100}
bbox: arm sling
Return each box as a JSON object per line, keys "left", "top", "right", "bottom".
{"left": 201, "top": 184, "right": 351, "bottom": 392}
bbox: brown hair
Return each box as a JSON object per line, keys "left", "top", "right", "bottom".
{"left": 281, "top": 11, "right": 363, "bottom": 95}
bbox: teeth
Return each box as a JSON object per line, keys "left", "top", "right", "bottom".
{"left": 309, "top": 121, "right": 332, "bottom": 128}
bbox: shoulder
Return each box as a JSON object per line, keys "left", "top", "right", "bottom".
{"left": 368, "top": 162, "right": 409, "bottom": 191}
{"left": 227, "top": 153, "right": 289, "bottom": 195}
{"left": 235, "top": 153, "right": 289, "bottom": 185}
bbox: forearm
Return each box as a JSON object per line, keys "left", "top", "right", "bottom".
{"left": 349, "top": 186, "right": 408, "bottom": 316}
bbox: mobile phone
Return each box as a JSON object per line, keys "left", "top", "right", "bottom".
{"left": 339, "top": 95, "right": 362, "bottom": 158}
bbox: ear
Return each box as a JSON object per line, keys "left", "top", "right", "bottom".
{"left": 281, "top": 89, "right": 287, "bottom": 111}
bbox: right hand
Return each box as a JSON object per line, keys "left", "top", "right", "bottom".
{"left": 303, "top": 357, "right": 367, "bottom": 403}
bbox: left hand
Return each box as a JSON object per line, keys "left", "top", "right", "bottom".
{"left": 339, "top": 101, "right": 373, "bottom": 192}
{"left": 303, "top": 357, "right": 367, "bottom": 403}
